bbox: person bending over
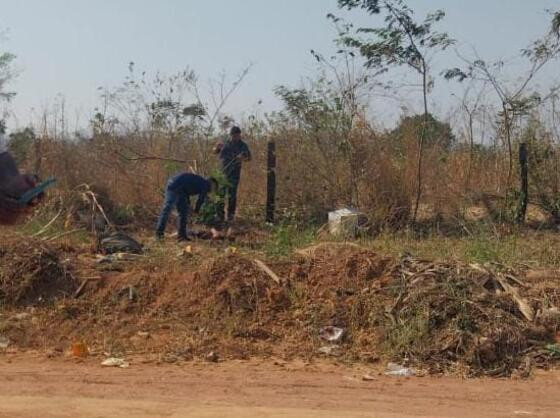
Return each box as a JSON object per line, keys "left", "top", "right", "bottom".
{"left": 155, "top": 172, "right": 218, "bottom": 241}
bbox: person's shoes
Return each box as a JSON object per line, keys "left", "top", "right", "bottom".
{"left": 155, "top": 233, "right": 164, "bottom": 241}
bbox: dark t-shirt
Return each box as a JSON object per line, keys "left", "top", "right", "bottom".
{"left": 167, "top": 173, "right": 210, "bottom": 212}
{"left": 218, "top": 139, "right": 251, "bottom": 177}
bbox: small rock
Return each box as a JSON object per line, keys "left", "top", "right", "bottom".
{"left": 96, "top": 254, "right": 115, "bottom": 264}
{"left": 210, "top": 228, "right": 224, "bottom": 240}
{"left": 101, "top": 357, "right": 130, "bottom": 368}
{"left": 225, "top": 246, "right": 238, "bottom": 255}
{"left": 317, "top": 345, "right": 339, "bottom": 356}
{"left": 319, "top": 326, "right": 344, "bottom": 342}
{"left": 384, "top": 362, "right": 415, "bottom": 377}
{"left": 362, "top": 374, "right": 377, "bottom": 381}
{"left": 163, "top": 354, "right": 179, "bottom": 364}
{"left": 0, "top": 336, "right": 9, "bottom": 349}
{"left": 137, "top": 331, "right": 150, "bottom": 339}
{"left": 225, "top": 227, "right": 236, "bottom": 240}
{"left": 205, "top": 351, "right": 219, "bottom": 362}
{"left": 45, "top": 349, "right": 62, "bottom": 358}
{"left": 177, "top": 245, "right": 194, "bottom": 258}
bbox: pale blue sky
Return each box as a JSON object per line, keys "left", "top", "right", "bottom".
{"left": 1, "top": 0, "right": 559, "bottom": 130}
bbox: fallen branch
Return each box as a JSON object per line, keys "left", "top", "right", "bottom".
{"left": 32, "top": 206, "right": 63, "bottom": 237}
{"left": 495, "top": 275, "right": 534, "bottom": 321}
{"left": 253, "top": 259, "right": 282, "bottom": 285}
{"left": 295, "top": 242, "right": 363, "bottom": 258}
{"left": 116, "top": 150, "right": 196, "bottom": 165}
{"left": 83, "top": 190, "right": 112, "bottom": 229}
{"left": 74, "top": 276, "right": 103, "bottom": 298}
{"left": 525, "top": 269, "right": 560, "bottom": 280}
{"left": 504, "top": 273, "right": 528, "bottom": 288}
{"left": 43, "top": 228, "right": 84, "bottom": 242}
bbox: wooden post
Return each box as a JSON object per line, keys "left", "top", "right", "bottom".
{"left": 516, "top": 142, "right": 528, "bottom": 224}
{"left": 266, "top": 140, "right": 276, "bottom": 224}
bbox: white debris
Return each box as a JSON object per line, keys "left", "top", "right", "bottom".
{"left": 101, "top": 357, "right": 130, "bottom": 368}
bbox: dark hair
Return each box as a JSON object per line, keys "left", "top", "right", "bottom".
{"left": 230, "top": 126, "right": 241, "bottom": 135}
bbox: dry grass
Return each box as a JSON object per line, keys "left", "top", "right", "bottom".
{"left": 20, "top": 114, "right": 549, "bottom": 230}
{"left": 363, "top": 229, "right": 560, "bottom": 269}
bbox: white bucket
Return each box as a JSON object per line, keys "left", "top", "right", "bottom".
{"left": 328, "top": 208, "right": 365, "bottom": 238}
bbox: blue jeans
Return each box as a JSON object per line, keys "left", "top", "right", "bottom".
{"left": 156, "top": 187, "right": 189, "bottom": 239}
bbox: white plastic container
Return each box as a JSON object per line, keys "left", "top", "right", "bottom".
{"left": 328, "top": 208, "right": 364, "bottom": 238}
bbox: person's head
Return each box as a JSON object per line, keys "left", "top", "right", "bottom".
{"left": 230, "top": 126, "right": 242, "bottom": 142}
{"left": 207, "top": 177, "right": 219, "bottom": 194}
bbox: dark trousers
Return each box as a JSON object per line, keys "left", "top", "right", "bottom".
{"left": 155, "top": 187, "right": 189, "bottom": 239}
{"left": 218, "top": 174, "right": 240, "bottom": 221}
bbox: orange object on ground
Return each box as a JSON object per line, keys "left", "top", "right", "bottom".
{"left": 71, "top": 341, "right": 89, "bottom": 358}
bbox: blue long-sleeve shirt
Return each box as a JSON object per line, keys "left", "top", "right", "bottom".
{"left": 167, "top": 173, "right": 210, "bottom": 212}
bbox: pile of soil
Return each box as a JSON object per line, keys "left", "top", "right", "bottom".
{"left": 0, "top": 237, "right": 77, "bottom": 306}
{"left": 198, "top": 256, "right": 289, "bottom": 316}
{"left": 376, "top": 256, "right": 557, "bottom": 376}
{"left": 289, "top": 245, "right": 560, "bottom": 376}
{"left": 1, "top": 237, "right": 558, "bottom": 377}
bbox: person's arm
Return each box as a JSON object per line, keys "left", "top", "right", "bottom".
{"left": 194, "top": 190, "right": 207, "bottom": 213}
{"left": 213, "top": 141, "right": 224, "bottom": 154}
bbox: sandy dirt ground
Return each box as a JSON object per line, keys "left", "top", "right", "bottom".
{"left": 0, "top": 353, "right": 559, "bottom": 417}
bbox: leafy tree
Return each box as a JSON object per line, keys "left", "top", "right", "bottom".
{"left": 334, "top": 0, "right": 454, "bottom": 223}
{"left": 100, "top": 62, "right": 251, "bottom": 171}
{"left": 0, "top": 41, "right": 17, "bottom": 155}
{"left": 274, "top": 81, "right": 358, "bottom": 205}
{"left": 0, "top": 50, "right": 16, "bottom": 102}
{"left": 391, "top": 113, "right": 455, "bottom": 150}
{"left": 0, "top": 28, "right": 16, "bottom": 103}
{"left": 274, "top": 83, "right": 352, "bottom": 134}
{"left": 444, "top": 9, "right": 560, "bottom": 222}
{"left": 8, "top": 127, "right": 35, "bottom": 164}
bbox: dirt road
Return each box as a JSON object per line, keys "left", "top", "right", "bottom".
{"left": 0, "top": 354, "right": 559, "bottom": 417}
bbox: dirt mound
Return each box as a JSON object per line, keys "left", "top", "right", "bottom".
{"left": 198, "top": 256, "right": 288, "bottom": 315}
{"left": 290, "top": 244, "right": 560, "bottom": 376}
{"left": 294, "top": 242, "right": 394, "bottom": 288}
{"left": 378, "top": 257, "right": 558, "bottom": 376}
{"left": 0, "top": 237, "right": 77, "bottom": 306}
{"left": 1, "top": 238, "right": 558, "bottom": 377}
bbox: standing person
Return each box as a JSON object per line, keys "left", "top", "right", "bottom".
{"left": 213, "top": 126, "right": 251, "bottom": 222}
{"left": 155, "top": 173, "right": 217, "bottom": 241}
